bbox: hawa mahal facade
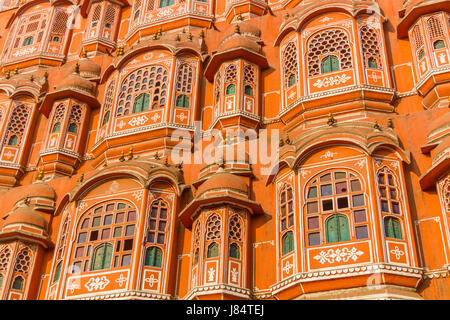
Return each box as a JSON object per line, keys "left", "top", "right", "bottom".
{"left": 0, "top": 0, "right": 448, "bottom": 300}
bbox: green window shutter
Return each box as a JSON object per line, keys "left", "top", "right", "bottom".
{"left": 207, "top": 242, "right": 219, "bottom": 258}
{"left": 226, "top": 84, "right": 236, "bottom": 95}
{"left": 321, "top": 56, "right": 331, "bottom": 74}
{"left": 434, "top": 40, "right": 445, "bottom": 50}
{"left": 176, "top": 95, "right": 189, "bottom": 108}
{"left": 368, "top": 57, "right": 378, "bottom": 69}
{"left": 12, "top": 276, "right": 24, "bottom": 290}
{"left": 52, "top": 122, "right": 61, "bottom": 133}
{"left": 145, "top": 247, "right": 162, "bottom": 267}
{"left": 68, "top": 123, "right": 78, "bottom": 134}
{"left": 331, "top": 55, "right": 340, "bottom": 72}
{"left": 326, "top": 215, "right": 339, "bottom": 243}
{"left": 8, "top": 135, "right": 18, "bottom": 146}
{"left": 0, "top": 274, "right": 3, "bottom": 288}
{"left": 282, "top": 231, "right": 294, "bottom": 255}
{"left": 288, "top": 74, "right": 296, "bottom": 87}
{"left": 338, "top": 215, "right": 350, "bottom": 241}
{"left": 53, "top": 262, "right": 62, "bottom": 282}
{"left": 102, "top": 111, "right": 110, "bottom": 126}
{"left": 133, "top": 93, "right": 149, "bottom": 113}
{"left": 92, "top": 243, "right": 113, "bottom": 270}
{"left": 393, "top": 218, "right": 402, "bottom": 239}
{"left": 229, "top": 243, "right": 240, "bottom": 259}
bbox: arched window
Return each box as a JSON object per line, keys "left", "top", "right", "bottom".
{"left": 132, "top": 93, "right": 150, "bottom": 113}
{"left": 23, "top": 36, "right": 34, "bottom": 46}
{"left": 52, "top": 122, "right": 61, "bottom": 133}
{"left": 360, "top": 25, "right": 382, "bottom": 70}
{"left": 116, "top": 65, "right": 168, "bottom": 117}
{"left": 282, "top": 231, "right": 294, "bottom": 255}
{"left": 68, "top": 123, "right": 78, "bottom": 134}
{"left": 305, "top": 170, "right": 369, "bottom": 246}
{"left": 280, "top": 184, "right": 294, "bottom": 232}
{"left": 321, "top": 55, "right": 340, "bottom": 74}
{"left": 224, "top": 64, "right": 237, "bottom": 96}
{"left": 308, "top": 29, "right": 352, "bottom": 76}
{"left": 91, "top": 243, "right": 113, "bottom": 271}
{"left": 133, "top": 0, "right": 141, "bottom": 22}
{"left": 53, "top": 261, "right": 62, "bottom": 282}
{"left": 146, "top": 199, "right": 168, "bottom": 245}
{"left": 12, "top": 276, "right": 24, "bottom": 290}
{"left": 282, "top": 41, "right": 299, "bottom": 88}
{"left": 368, "top": 57, "right": 378, "bottom": 69}
{"left": 384, "top": 217, "right": 402, "bottom": 239}
{"left": 72, "top": 201, "right": 137, "bottom": 272}
{"left": 207, "top": 242, "right": 219, "bottom": 258}
{"left": 192, "top": 222, "right": 201, "bottom": 265}
{"left": 433, "top": 39, "right": 445, "bottom": 50}
{"left": 175, "top": 63, "right": 194, "bottom": 109}
{"left": 176, "top": 94, "right": 189, "bottom": 108}
{"left": 3, "top": 104, "right": 31, "bottom": 148}
{"left": 377, "top": 168, "right": 401, "bottom": 215}
{"left": 418, "top": 49, "right": 425, "bottom": 60}
{"left": 244, "top": 85, "right": 253, "bottom": 96}
{"left": 226, "top": 84, "right": 236, "bottom": 95}
{"left": 67, "top": 105, "right": 83, "bottom": 135}
{"left": 229, "top": 243, "right": 240, "bottom": 259}
{"left": 426, "top": 16, "right": 444, "bottom": 39}
{"left": 0, "top": 246, "right": 12, "bottom": 274}
{"left": 214, "top": 71, "right": 222, "bottom": 105}
{"left": 102, "top": 111, "right": 110, "bottom": 126}
{"left": 7, "top": 135, "right": 18, "bottom": 146}
{"left": 325, "top": 214, "right": 350, "bottom": 243}
{"left": 144, "top": 246, "right": 163, "bottom": 267}
{"left": 443, "top": 179, "right": 450, "bottom": 213}
{"left": 243, "top": 64, "right": 256, "bottom": 96}
{"left": 159, "top": 0, "right": 174, "bottom": 8}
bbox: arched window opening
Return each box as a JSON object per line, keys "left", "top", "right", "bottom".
{"left": 12, "top": 276, "right": 24, "bottom": 290}
{"left": 377, "top": 169, "right": 401, "bottom": 215}
{"left": 73, "top": 201, "right": 137, "bottom": 272}
{"left": 68, "top": 123, "right": 78, "bottom": 134}
{"left": 280, "top": 184, "right": 294, "bottom": 232}
{"left": 8, "top": 135, "right": 18, "bottom": 146}
{"left": 321, "top": 55, "right": 340, "bottom": 74}
{"left": 52, "top": 122, "right": 61, "bottom": 133}
{"left": 433, "top": 39, "right": 445, "bottom": 50}
{"left": 176, "top": 95, "right": 190, "bottom": 108}
{"left": 326, "top": 214, "right": 350, "bottom": 243}
{"left": 244, "top": 85, "right": 253, "bottom": 96}
{"left": 132, "top": 93, "right": 150, "bottom": 113}
{"left": 427, "top": 16, "right": 444, "bottom": 39}
{"left": 282, "top": 41, "right": 299, "bottom": 89}
{"left": 308, "top": 29, "right": 352, "bottom": 76}
{"left": 53, "top": 262, "right": 62, "bottom": 282}
{"left": 288, "top": 74, "right": 296, "bottom": 87}
{"left": 23, "top": 36, "right": 34, "bottom": 46}
{"left": 282, "top": 231, "right": 294, "bottom": 255}
{"left": 144, "top": 246, "right": 163, "bottom": 267}
{"left": 368, "top": 57, "right": 378, "bottom": 69}
{"left": 91, "top": 243, "right": 113, "bottom": 271}
{"left": 117, "top": 65, "right": 168, "bottom": 117}
{"left": 160, "top": 0, "right": 174, "bottom": 8}
{"left": 102, "top": 111, "right": 110, "bottom": 126}
{"left": 229, "top": 243, "right": 240, "bottom": 259}
{"left": 384, "top": 217, "right": 402, "bottom": 239}
{"left": 146, "top": 199, "right": 168, "bottom": 245}
{"left": 305, "top": 170, "right": 369, "bottom": 246}
{"left": 207, "top": 242, "right": 219, "bottom": 258}
{"left": 226, "top": 84, "right": 236, "bottom": 95}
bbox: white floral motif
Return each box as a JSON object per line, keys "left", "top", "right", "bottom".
{"left": 313, "top": 74, "right": 352, "bottom": 89}
{"left": 231, "top": 268, "right": 239, "bottom": 283}
{"left": 144, "top": 274, "right": 159, "bottom": 288}
{"left": 313, "top": 247, "right": 364, "bottom": 264}
{"left": 84, "top": 276, "right": 110, "bottom": 292}
{"left": 67, "top": 279, "right": 80, "bottom": 293}
{"left": 207, "top": 267, "right": 216, "bottom": 282}
{"left": 151, "top": 113, "right": 161, "bottom": 122}
{"left": 78, "top": 201, "right": 88, "bottom": 211}
{"left": 115, "top": 274, "right": 127, "bottom": 287}
{"left": 300, "top": 169, "right": 311, "bottom": 179}
{"left": 390, "top": 246, "right": 405, "bottom": 260}
{"left": 282, "top": 261, "right": 294, "bottom": 274}
{"left": 320, "top": 151, "right": 338, "bottom": 160}
{"left": 133, "top": 190, "right": 144, "bottom": 201}
{"left": 128, "top": 115, "right": 148, "bottom": 127}
{"left": 354, "top": 159, "right": 366, "bottom": 168}
{"left": 176, "top": 113, "right": 187, "bottom": 122}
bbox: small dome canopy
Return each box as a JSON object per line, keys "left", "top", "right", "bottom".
{"left": 196, "top": 171, "right": 248, "bottom": 197}
{"left": 78, "top": 57, "right": 102, "bottom": 78}
{"left": 218, "top": 22, "right": 262, "bottom": 53}
{"left": 56, "top": 73, "right": 95, "bottom": 93}
{"left": 3, "top": 203, "right": 48, "bottom": 230}
{"left": 13, "top": 181, "right": 56, "bottom": 203}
